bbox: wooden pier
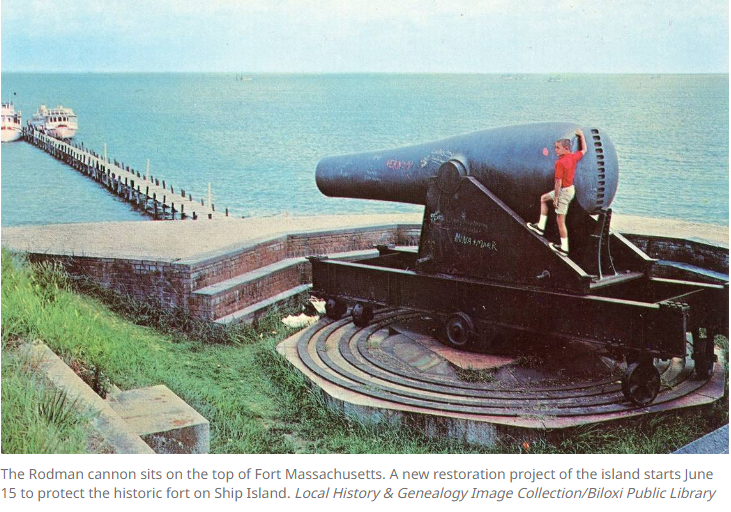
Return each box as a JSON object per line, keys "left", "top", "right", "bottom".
{"left": 22, "top": 127, "right": 229, "bottom": 220}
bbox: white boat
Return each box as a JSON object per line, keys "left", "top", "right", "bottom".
{"left": 30, "top": 104, "right": 78, "bottom": 139}
{"left": 1, "top": 102, "right": 23, "bottom": 142}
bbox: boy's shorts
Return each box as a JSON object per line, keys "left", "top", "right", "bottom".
{"left": 547, "top": 185, "right": 575, "bottom": 215}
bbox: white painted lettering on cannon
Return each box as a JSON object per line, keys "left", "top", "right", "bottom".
{"left": 454, "top": 232, "right": 498, "bottom": 251}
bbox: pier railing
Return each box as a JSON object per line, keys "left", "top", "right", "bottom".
{"left": 22, "top": 127, "right": 229, "bottom": 220}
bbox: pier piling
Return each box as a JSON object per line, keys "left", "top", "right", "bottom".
{"left": 21, "top": 127, "right": 227, "bottom": 220}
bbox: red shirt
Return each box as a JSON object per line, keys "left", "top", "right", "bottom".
{"left": 555, "top": 151, "right": 583, "bottom": 187}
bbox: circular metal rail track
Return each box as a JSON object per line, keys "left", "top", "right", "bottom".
{"left": 291, "top": 308, "right": 723, "bottom": 425}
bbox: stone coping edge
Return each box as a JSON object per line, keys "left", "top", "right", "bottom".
{"left": 21, "top": 343, "right": 155, "bottom": 454}
{"left": 176, "top": 223, "right": 420, "bottom": 267}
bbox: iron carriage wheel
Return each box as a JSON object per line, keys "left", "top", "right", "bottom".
{"left": 445, "top": 312, "right": 475, "bottom": 348}
{"left": 622, "top": 360, "right": 661, "bottom": 406}
{"left": 351, "top": 302, "right": 374, "bottom": 327}
{"left": 325, "top": 298, "right": 347, "bottom": 320}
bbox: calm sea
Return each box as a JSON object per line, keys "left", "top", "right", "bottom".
{"left": 1, "top": 73, "right": 728, "bottom": 226}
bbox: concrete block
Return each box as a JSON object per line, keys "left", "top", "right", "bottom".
{"left": 107, "top": 385, "right": 209, "bottom": 454}
{"left": 22, "top": 343, "right": 154, "bottom": 454}
{"left": 673, "top": 425, "right": 729, "bottom": 454}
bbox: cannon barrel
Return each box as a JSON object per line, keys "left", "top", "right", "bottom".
{"left": 316, "top": 122, "right": 618, "bottom": 218}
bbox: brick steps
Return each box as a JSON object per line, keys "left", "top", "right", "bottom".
{"left": 186, "top": 224, "right": 420, "bottom": 292}
{"left": 215, "top": 284, "right": 313, "bottom": 325}
{"left": 194, "top": 248, "right": 386, "bottom": 323}
{"left": 192, "top": 256, "right": 309, "bottom": 320}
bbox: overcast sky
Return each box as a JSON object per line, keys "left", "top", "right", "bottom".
{"left": 1, "top": 0, "right": 728, "bottom": 73}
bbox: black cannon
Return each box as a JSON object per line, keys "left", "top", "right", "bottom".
{"left": 309, "top": 123, "right": 728, "bottom": 406}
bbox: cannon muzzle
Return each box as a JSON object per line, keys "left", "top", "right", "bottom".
{"left": 316, "top": 122, "right": 618, "bottom": 218}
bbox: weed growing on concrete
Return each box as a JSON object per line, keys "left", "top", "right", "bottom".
{"left": 454, "top": 365, "right": 496, "bottom": 384}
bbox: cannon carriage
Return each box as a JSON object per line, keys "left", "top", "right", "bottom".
{"left": 309, "top": 123, "right": 728, "bottom": 406}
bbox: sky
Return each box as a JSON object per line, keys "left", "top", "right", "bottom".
{"left": 0, "top": 0, "right": 728, "bottom": 73}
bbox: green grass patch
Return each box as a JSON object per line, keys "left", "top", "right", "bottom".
{"left": 2, "top": 249, "right": 727, "bottom": 454}
{"left": 1, "top": 343, "right": 91, "bottom": 454}
{"left": 2, "top": 250, "right": 460, "bottom": 453}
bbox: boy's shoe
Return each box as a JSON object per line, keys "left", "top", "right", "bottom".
{"left": 549, "top": 243, "right": 569, "bottom": 256}
{"left": 527, "top": 223, "right": 544, "bottom": 236}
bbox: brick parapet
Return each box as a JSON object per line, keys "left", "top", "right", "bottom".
{"left": 624, "top": 234, "right": 728, "bottom": 274}
{"left": 285, "top": 225, "right": 404, "bottom": 258}
{"left": 22, "top": 224, "right": 725, "bottom": 324}
{"left": 188, "top": 236, "right": 288, "bottom": 290}
{"left": 28, "top": 225, "right": 418, "bottom": 320}
{"left": 28, "top": 254, "right": 191, "bottom": 310}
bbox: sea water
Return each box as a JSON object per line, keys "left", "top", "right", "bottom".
{"left": 1, "top": 73, "right": 728, "bottom": 226}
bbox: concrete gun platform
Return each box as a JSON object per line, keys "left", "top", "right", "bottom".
{"left": 278, "top": 309, "right": 726, "bottom": 447}
{"left": 1, "top": 213, "right": 726, "bottom": 263}
{"left": 0, "top": 214, "right": 424, "bottom": 262}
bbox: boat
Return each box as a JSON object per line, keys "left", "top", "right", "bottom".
{"left": 1, "top": 102, "right": 23, "bottom": 142}
{"left": 30, "top": 104, "right": 78, "bottom": 139}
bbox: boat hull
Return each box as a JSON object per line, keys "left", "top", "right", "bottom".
{"left": 49, "top": 125, "right": 77, "bottom": 139}
{"left": 1, "top": 126, "right": 22, "bottom": 142}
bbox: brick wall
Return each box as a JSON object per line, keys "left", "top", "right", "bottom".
{"left": 26, "top": 225, "right": 725, "bottom": 323}
{"left": 624, "top": 234, "right": 728, "bottom": 274}
{"left": 30, "top": 224, "right": 417, "bottom": 320}
{"left": 286, "top": 227, "right": 400, "bottom": 257}
{"left": 29, "top": 254, "right": 192, "bottom": 309}
{"left": 189, "top": 236, "right": 288, "bottom": 290}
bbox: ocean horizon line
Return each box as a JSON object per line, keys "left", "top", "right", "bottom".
{"left": 2, "top": 70, "right": 729, "bottom": 76}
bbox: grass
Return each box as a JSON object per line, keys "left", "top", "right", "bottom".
{"left": 1, "top": 250, "right": 728, "bottom": 454}
{"left": 1, "top": 250, "right": 464, "bottom": 453}
{"left": 1, "top": 344, "right": 90, "bottom": 453}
